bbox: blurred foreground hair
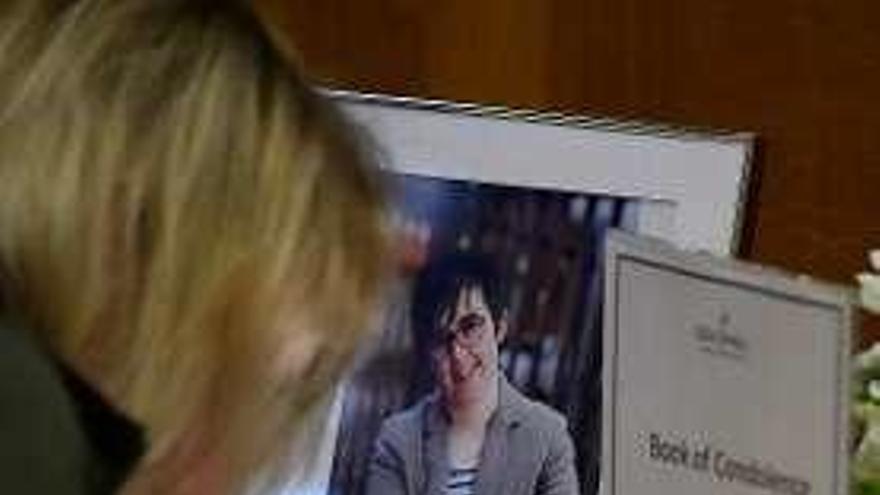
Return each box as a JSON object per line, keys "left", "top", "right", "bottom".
{"left": 0, "top": 0, "right": 388, "bottom": 493}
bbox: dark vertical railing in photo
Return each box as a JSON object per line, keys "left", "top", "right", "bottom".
{"left": 327, "top": 175, "right": 638, "bottom": 495}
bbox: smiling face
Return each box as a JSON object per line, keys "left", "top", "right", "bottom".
{"left": 431, "top": 284, "right": 506, "bottom": 409}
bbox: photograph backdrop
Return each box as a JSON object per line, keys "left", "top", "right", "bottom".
{"left": 327, "top": 173, "right": 639, "bottom": 495}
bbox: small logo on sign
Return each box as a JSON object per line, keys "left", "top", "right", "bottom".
{"left": 694, "top": 310, "right": 748, "bottom": 362}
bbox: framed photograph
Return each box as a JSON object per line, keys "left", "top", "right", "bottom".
{"left": 602, "top": 230, "right": 852, "bottom": 495}
{"left": 283, "top": 91, "right": 754, "bottom": 495}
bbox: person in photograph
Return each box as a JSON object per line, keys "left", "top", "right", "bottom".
{"left": 365, "top": 253, "right": 579, "bottom": 495}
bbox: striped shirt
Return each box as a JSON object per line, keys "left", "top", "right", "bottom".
{"left": 446, "top": 466, "right": 478, "bottom": 495}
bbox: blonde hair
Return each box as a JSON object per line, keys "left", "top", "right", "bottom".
{"left": 0, "top": 1, "right": 388, "bottom": 492}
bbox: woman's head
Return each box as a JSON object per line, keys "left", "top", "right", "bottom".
{"left": 411, "top": 253, "right": 509, "bottom": 407}
{"left": 0, "top": 0, "right": 388, "bottom": 492}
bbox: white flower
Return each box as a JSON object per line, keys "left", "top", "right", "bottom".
{"left": 870, "top": 381, "right": 880, "bottom": 402}
{"left": 857, "top": 250, "right": 880, "bottom": 314}
{"left": 858, "top": 342, "right": 880, "bottom": 370}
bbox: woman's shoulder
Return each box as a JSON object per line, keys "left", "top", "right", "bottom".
{"left": 0, "top": 321, "right": 145, "bottom": 494}
{"left": 0, "top": 321, "right": 91, "bottom": 493}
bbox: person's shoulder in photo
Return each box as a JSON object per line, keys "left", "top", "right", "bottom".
{"left": 366, "top": 252, "right": 579, "bottom": 495}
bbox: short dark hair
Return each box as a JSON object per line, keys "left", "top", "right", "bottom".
{"left": 410, "top": 252, "right": 507, "bottom": 348}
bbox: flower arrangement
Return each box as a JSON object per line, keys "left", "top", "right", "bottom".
{"left": 854, "top": 250, "right": 880, "bottom": 494}
{"left": 857, "top": 251, "right": 880, "bottom": 316}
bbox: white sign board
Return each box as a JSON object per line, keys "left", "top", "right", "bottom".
{"left": 603, "top": 231, "right": 853, "bottom": 495}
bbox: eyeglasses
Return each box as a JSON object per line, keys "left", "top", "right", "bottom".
{"left": 431, "top": 312, "right": 488, "bottom": 356}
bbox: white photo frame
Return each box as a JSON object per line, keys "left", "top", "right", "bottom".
{"left": 329, "top": 89, "right": 755, "bottom": 256}
{"left": 282, "top": 90, "right": 755, "bottom": 495}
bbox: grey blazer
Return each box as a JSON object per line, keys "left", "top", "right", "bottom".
{"left": 365, "top": 377, "right": 579, "bottom": 495}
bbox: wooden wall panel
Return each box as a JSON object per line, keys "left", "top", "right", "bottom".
{"left": 263, "top": 0, "right": 880, "bottom": 342}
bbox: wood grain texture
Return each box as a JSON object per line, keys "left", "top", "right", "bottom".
{"left": 262, "top": 0, "right": 880, "bottom": 343}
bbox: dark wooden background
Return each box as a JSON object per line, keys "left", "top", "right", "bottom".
{"left": 261, "top": 0, "right": 880, "bottom": 343}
